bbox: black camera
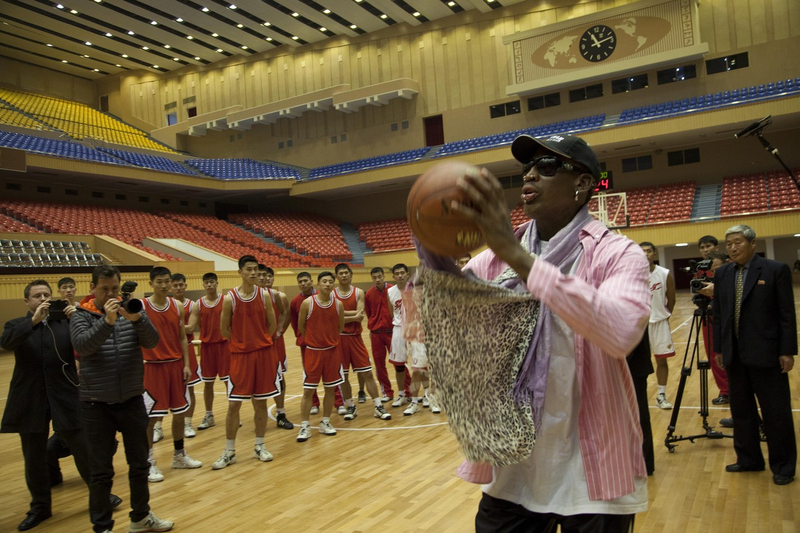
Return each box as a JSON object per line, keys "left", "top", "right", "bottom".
{"left": 48, "top": 299, "right": 68, "bottom": 321}
{"left": 120, "top": 281, "right": 144, "bottom": 314}
{"left": 688, "top": 259, "right": 714, "bottom": 294}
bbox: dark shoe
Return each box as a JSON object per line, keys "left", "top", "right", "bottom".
{"left": 276, "top": 413, "right": 294, "bottom": 430}
{"left": 773, "top": 474, "right": 794, "bottom": 485}
{"left": 49, "top": 474, "right": 63, "bottom": 488}
{"left": 18, "top": 512, "right": 52, "bottom": 531}
{"left": 725, "top": 463, "right": 765, "bottom": 473}
{"left": 109, "top": 493, "right": 123, "bottom": 509}
{"left": 719, "top": 417, "right": 734, "bottom": 428}
{"left": 357, "top": 391, "right": 367, "bottom": 403}
{"left": 712, "top": 394, "right": 730, "bottom": 405}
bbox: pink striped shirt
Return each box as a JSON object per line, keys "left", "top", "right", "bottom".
{"left": 465, "top": 219, "right": 650, "bottom": 501}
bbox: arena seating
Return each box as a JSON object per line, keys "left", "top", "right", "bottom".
{"left": 0, "top": 131, "right": 120, "bottom": 165}
{"left": 767, "top": 171, "right": 800, "bottom": 210}
{"left": 720, "top": 169, "right": 800, "bottom": 215}
{"left": 0, "top": 212, "right": 42, "bottom": 233}
{"left": 618, "top": 77, "right": 800, "bottom": 125}
{"left": 0, "top": 87, "right": 176, "bottom": 153}
{"left": 184, "top": 158, "right": 300, "bottom": 180}
{"left": 433, "top": 115, "right": 606, "bottom": 159}
{"left": 645, "top": 182, "right": 695, "bottom": 223}
{"left": 98, "top": 148, "right": 197, "bottom": 176}
{"left": 357, "top": 219, "right": 414, "bottom": 251}
{"left": 229, "top": 212, "right": 352, "bottom": 261}
{"left": 308, "top": 148, "right": 430, "bottom": 180}
{"left": 0, "top": 104, "right": 51, "bottom": 130}
{"left": 156, "top": 212, "right": 319, "bottom": 267}
{"left": 0, "top": 238, "right": 104, "bottom": 268}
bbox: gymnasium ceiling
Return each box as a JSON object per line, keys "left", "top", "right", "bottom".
{"left": 0, "top": 0, "right": 526, "bottom": 80}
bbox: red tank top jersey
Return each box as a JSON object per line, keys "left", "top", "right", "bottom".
{"left": 181, "top": 299, "right": 195, "bottom": 342}
{"left": 304, "top": 295, "right": 340, "bottom": 349}
{"left": 228, "top": 286, "right": 272, "bottom": 354}
{"left": 267, "top": 288, "right": 281, "bottom": 325}
{"left": 199, "top": 295, "right": 225, "bottom": 343}
{"left": 141, "top": 297, "right": 183, "bottom": 362}
{"left": 334, "top": 286, "right": 363, "bottom": 335}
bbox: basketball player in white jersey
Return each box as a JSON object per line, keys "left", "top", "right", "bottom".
{"left": 641, "top": 242, "right": 676, "bottom": 409}
{"left": 388, "top": 263, "right": 413, "bottom": 407}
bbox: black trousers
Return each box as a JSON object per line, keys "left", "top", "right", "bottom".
{"left": 727, "top": 352, "right": 796, "bottom": 477}
{"left": 82, "top": 396, "right": 151, "bottom": 533}
{"left": 20, "top": 428, "right": 92, "bottom": 515}
{"left": 476, "top": 493, "right": 635, "bottom": 533}
{"left": 632, "top": 375, "right": 655, "bottom": 475}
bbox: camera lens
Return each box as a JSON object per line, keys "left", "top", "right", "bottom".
{"left": 122, "top": 298, "right": 143, "bottom": 314}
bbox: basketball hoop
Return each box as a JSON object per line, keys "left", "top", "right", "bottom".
{"left": 589, "top": 191, "right": 630, "bottom": 230}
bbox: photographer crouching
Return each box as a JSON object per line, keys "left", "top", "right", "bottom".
{"left": 70, "top": 265, "right": 175, "bottom": 533}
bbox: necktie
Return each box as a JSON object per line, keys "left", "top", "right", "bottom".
{"left": 734, "top": 264, "right": 745, "bottom": 337}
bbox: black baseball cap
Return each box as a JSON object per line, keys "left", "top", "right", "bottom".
{"left": 511, "top": 134, "right": 601, "bottom": 181}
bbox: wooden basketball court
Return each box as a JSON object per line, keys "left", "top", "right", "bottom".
{"left": 1, "top": 289, "right": 798, "bottom": 532}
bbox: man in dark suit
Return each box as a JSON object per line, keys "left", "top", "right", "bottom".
{"left": 712, "top": 225, "right": 797, "bottom": 486}
{"left": 627, "top": 327, "right": 655, "bottom": 476}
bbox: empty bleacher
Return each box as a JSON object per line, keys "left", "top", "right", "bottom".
{"left": 308, "top": 148, "right": 430, "bottom": 180}
{"left": 434, "top": 115, "right": 605, "bottom": 159}
{"left": 0, "top": 130, "right": 120, "bottom": 165}
{"left": 0, "top": 87, "right": 176, "bottom": 153}
{"left": 0, "top": 238, "right": 104, "bottom": 268}
{"left": 358, "top": 219, "right": 414, "bottom": 252}
{"left": 618, "top": 78, "right": 800, "bottom": 125}
{"left": 185, "top": 158, "right": 300, "bottom": 180}
{"left": 646, "top": 182, "right": 695, "bottom": 223}
{"left": 98, "top": 148, "right": 197, "bottom": 176}
{"left": 230, "top": 213, "right": 352, "bottom": 262}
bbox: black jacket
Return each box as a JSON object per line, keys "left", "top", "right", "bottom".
{"left": 712, "top": 255, "right": 797, "bottom": 367}
{"left": 1, "top": 313, "right": 81, "bottom": 433}
{"left": 70, "top": 301, "right": 159, "bottom": 403}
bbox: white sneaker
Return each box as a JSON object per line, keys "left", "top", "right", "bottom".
{"left": 319, "top": 419, "right": 337, "bottom": 436}
{"left": 337, "top": 405, "right": 347, "bottom": 415}
{"left": 197, "top": 413, "right": 215, "bottom": 430}
{"left": 297, "top": 425, "right": 312, "bottom": 442}
{"left": 422, "top": 395, "right": 430, "bottom": 408}
{"left": 253, "top": 444, "right": 274, "bottom": 462}
{"left": 172, "top": 449, "right": 202, "bottom": 469}
{"left": 429, "top": 395, "right": 441, "bottom": 414}
{"left": 380, "top": 395, "right": 392, "bottom": 403}
{"left": 148, "top": 461, "right": 164, "bottom": 483}
{"left": 656, "top": 393, "right": 673, "bottom": 410}
{"left": 152, "top": 424, "right": 163, "bottom": 443}
{"left": 392, "top": 396, "right": 408, "bottom": 408}
{"left": 309, "top": 406, "right": 319, "bottom": 415}
{"left": 344, "top": 405, "right": 357, "bottom": 420}
{"left": 403, "top": 402, "right": 420, "bottom": 416}
{"left": 211, "top": 449, "right": 236, "bottom": 470}
{"left": 374, "top": 405, "right": 392, "bottom": 420}
{"left": 129, "top": 511, "right": 173, "bottom": 532}
{"left": 184, "top": 422, "right": 196, "bottom": 438}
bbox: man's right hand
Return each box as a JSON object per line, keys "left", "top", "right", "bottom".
{"left": 32, "top": 300, "right": 50, "bottom": 326}
{"left": 104, "top": 298, "right": 120, "bottom": 325}
{"left": 699, "top": 282, "right": 714, "bottom": 298}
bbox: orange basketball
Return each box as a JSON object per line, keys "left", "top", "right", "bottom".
{"left": 406, "top": 161, "right": 485, "bottom": 257}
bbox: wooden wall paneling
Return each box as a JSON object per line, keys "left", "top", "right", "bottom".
{"left": 454, "top": 26, "right": 471, "bottom": 108}
{"left": 431, "top": 29, "right": 448, "bottom": 114}
{"left": 749, "top": 0, "right": 768, "bottom": 45}
{"left": 734, "top": 0, "right": 753, "bottom": 49}
{"left": 787, "top": 0, "right": 800, "bottom": 39}
{"left": 480, "top": 20, "right": 500, "bottom": 104}
{"left": 467, "top": 24, "right": 485, "bottom": 106}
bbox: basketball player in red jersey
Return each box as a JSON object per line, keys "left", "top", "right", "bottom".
{"left": 170, "top": 273, "right": 202, "bottom": 438}
{"left": 257, "top": 264, "right": 294, "bottom": 430}
{"left": 194, "top": 272, "right": 230, "bottom": 431}
{"left": 212, "top": 256, "right": 280, "bottom": 470}
{"left": 141, "top": 267, "right": 202, "bottom": 483}
{"left": 289, "top": 272, "right": 343, "bottom": 414}
{"left": 296, "top": 272, "right": 345, "bottom": 442}
{"left": 333, "top": 263, "right": 391, "bottom": 421}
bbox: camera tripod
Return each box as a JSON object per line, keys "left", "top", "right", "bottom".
{"left": 664, "top": 301, "right": 732, "bottom": 452}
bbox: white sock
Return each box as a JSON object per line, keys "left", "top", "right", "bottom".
{"left": 301, "top": 421, "right": 309, "bottom": 427}
{"left": 148, "top": 448, "right": 154, "bottom": 462}
{"left": 373, "top": 399, "right": 381, "bottom": 407}
{"left": 206, "top": 411, "right": 213, "bottom": 417}
{"left": 412, "top": 397, "right": 421, "bottom": 404}
{"left": 658, "top": 385, "right": 667, "bottom": 396}
{"left": 225, "top": 439, "right": 236, "bottom": 451}
{"left": 322, "top": 417, "right": 330, "bottom": 424}
{"left": 346, "top": 399, "right": 355, "bottom": 407}
{"left": 255, "top": 437, "right": 264, "bottom": 446}
{"left": 277, "top": 408, "right": 285, "bottom": 415}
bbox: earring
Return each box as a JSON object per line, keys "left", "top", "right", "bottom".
{"left": 574, "top": 190, "right": 580, "bottom": 202}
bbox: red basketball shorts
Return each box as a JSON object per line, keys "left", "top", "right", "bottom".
{"left": 303, "top": 346, "right": 344, "bottom": 389}
{"left": 200, "top": 341, "right": 231, "bottom": 382}
{"left": 143, "top": 360, "right": 190, "bottom": 417}
{"left": 227, "top": 347, "right": 281, "bottom": 401}
{"left": 275, "top": 334, "right": 288, "bottom": 373}
{"left": 187, "top": 342, "right": 202, "bottom": 386}
{"left": 339, "top": 334, "right": 372, "bottom": 373}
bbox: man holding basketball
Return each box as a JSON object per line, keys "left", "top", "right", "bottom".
{"left": 421, "top": 134, "right": 651, "bottom": 531}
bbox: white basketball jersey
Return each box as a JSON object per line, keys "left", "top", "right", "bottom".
{"left": 388, "top": 285, "right": 403, "bottom": 327}
{"left": 648, "top": 265, "right": 671, "bottom": 322}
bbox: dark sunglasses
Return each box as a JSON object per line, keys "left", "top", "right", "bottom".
{"left": 522, "top": 156, "right": 587, "bottom": 178}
